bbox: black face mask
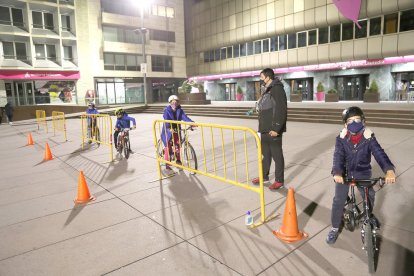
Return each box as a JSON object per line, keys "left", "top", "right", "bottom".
{"left": 260, "top": 79, "right": 265, "bottom": 87}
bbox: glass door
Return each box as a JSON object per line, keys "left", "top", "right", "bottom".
{"left": 25, "top": 82, "right": 34, "bottom": 105}
{"left": 15, "top": 82, "right": 26, "bottom": 106}
{"left": 225, "top": 83, "right": 236, "bottom": 101}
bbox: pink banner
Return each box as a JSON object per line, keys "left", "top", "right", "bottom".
{"left": 333, "top": 0, "right": 362, "bottom": 28}
{"left": 0, "top": 70, "right": 80, "bottom": 80}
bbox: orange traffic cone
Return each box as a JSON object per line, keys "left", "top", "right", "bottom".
{"left": 43, "top": 142, "right": 53, "bottom": 160}
{"left": 27, "top": 133, "right": 34, "bottom": 145}
{"left": 273, "top": 188, "right": 308, "bottom": 243}
{"left": 74, "top": 171, "right": 95, "bottom": 204}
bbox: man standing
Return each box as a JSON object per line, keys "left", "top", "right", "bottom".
{"left": 251, "top": 68, "right": 287, "bottom": 190}
{"left": 5, "top": 101, "right": 14, "bottom": 125}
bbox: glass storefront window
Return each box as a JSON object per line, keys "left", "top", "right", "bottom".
{"left": 34, "top": 81, "right": 76, "bottom": 104}
{"left": 115, "top": 82, "right": 125, "bottom": 103}
{"left": 370, "top": 17, "right": 381, "bottom": 36}
{"left": 384, "top": 13, "right": 398, "bottom": 34}
{"left": 107, "top": 83, "right": 115, "bottom": 104}
{"left": 96, "top": 78, "right": 144, "bottom": 104}
{"left": 98, "top": 83, "right": 107, "bottom": 104}
{"left": 400, "top": 9, "right": 414, "bottom": 32}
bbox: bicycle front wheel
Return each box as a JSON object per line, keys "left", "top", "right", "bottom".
{"left": 124, "top": 138, "right": 130, "bottom": 159}
{"left": 364, "top": 223, "right": 375, "bottom": 274}
{"left": 183, "top": 143, "right": 197, "bottom": 173}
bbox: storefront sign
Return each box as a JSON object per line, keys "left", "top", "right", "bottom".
{"left": 0, "top": 70, "right": 80, "bottom": 80}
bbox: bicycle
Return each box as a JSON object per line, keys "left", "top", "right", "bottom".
{"left": 156, "top": 126, "right": 198, "bottom": 173}
{"left": 116, "top": 128, "right": 131, "bottom": 159}
{"left": 342, "top": 177, "right": 385, "bottom": 274}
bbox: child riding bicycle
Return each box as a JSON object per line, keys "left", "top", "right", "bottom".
{"left": 114, "top": 108, "right": 136, "bottom": 150}
{"left": 86, "top": 102, "right": 99, "bottom": 144}
{"left": 326, "top": 106, "right": 396, "bottom": 244}
{"left": 161, "top": 95, "right": 195, "bottom": 173}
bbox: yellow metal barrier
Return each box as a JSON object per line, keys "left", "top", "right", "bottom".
{"left": 35, "top": 110, "right": 48, "bottom": 133}
{"left": 153, "top": 119, "right": 277, "bottom": 227}
{"left": 81, "top": 114, "right": 113, "bottom": 161}
{"left": 51, "top": 111, "right": 67, "bottom": 141}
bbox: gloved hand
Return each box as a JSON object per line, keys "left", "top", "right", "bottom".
{"left": 384, "top": 170, "right": 396, "bottom": 184}
{"left": 132, "top": 125, "right": 136, "bottom": 130}
{"left": 333, "top": 175, "right": 344, "bottom": 184}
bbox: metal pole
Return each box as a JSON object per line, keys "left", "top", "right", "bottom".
{"left": 140, "top": 8, "right": 147, "bottom": 106}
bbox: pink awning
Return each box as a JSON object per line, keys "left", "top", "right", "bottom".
{"left": 0, "top": 70, "right": 80, "bottom": 80}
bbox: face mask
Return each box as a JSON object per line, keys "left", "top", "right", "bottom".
{"left": 347, "top": 121, "right": 364, "bottom": 134}
{"left": 171, "top": 103, "right": 177, "bottom": 109}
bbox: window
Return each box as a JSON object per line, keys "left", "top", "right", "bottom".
{"left": 151, "top": 55, "right": 173, "bottom": 72}
{"left": 262, "top": 39, "right": 269, "bottom": 52}
{"left": 35, "top": 44, "right": 45, "bottom": 59}
{"left": 11, "top": 8, "right": 24, "bottom": 27}
{"left": 115, "top": 54, "right": 125, "bottom": 70}
{"left": 318, "top": 27, "right": 328, "bottom": 44}
{"left": 126, "top": 54, "right": 137, "bottom": 70}
{"left": 2, "top": 42, "right": 14, "bottom": 58}
{"left": 240, "top": 43, "right": 246, "bottom": 56}
{"left": 233, "top": 44, "right": 240, "bottom": 58}
{"left": 0, "top": 7, "right": 11, "bottom": 25}
{"left": 103, "top": 26, "right": 142, "bottom": 44}
{"left": 214, "top": 49, "right": 220, "bottom": 60}
{"left": 288, "top": 33, "right": 297, "bottom": 48}
{"left": 2, "top": 42, "right": 28, "bottom": 61}
{"left": 220, "top": 48, "right": 226, "bottom": 60}
{"left": 203, "top": 52, "right": 209, "bottom": 63}
{"left": 61, "top": 15, "right": 71, "bottom": 31}
{"left": 63, "top": 46, "right": 73, "bottom": 61}
{"left": 308, "top": 30, "right": 317, "bottom": 45}
{"left": 355, "top": 20, "right": 367, "bottom": 38}
{"left": 246, "top": 41, "right": 254, "bottom": 55}
{"left": 270, "top": 37, "right": 277, "bottom": 51}
{"left": 400, "top": 9, "right": 414, "bottom": 32}
{"left": 150, "top": 29, "right": 175, "bottom": 42}
{"left": 101, "top": 0, "right": 140, "bottom": 16}
{"left": 330, "top": 25, "right": 340, "bottom": 42}
{"left": 152, "top": 5, "right": 174, "bottom": 18}
{"left": 297, "top": 32, "right": 307, "bottom": 47}
{"left": 254, "top": 40, "right": 262, "bottom": 54}
{"left": 227, "top": 46, "right": 233, "bottom": 58}
{"left": 278, "top": 35, "right": 286, "bottom": 50}
{"left": 46, "top": 45, "right": 56, "bottom": 61}
{"left": 370, "top": 17, "right": 381, "bottom": 36}
{"left": 342, "top": 22, "right": 353, "bottom": 40}
{"left": 104, "top": 53, "right": 115, "bottom": 70}
{"left": 384, "top": 13, "right": 398, "bottom": 34}
{"left": 32, "top": 11, "right": 54, "bottom": 30}
{"left": 209, "top": 50, "right": 214, "bottom": 61}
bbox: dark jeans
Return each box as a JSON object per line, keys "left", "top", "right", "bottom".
{"left": 261, "top": 133, "right": 284, "bottom": 183}
{"left": 331, "top": 182, "right": 376, "bottom": 228}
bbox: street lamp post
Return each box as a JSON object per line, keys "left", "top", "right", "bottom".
{"left": 134, "top": 6, "right": 148, "bottom": 106}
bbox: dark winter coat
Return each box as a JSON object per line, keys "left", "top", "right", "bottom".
{"left": 257, "top": 78, "right": 287, "bottom": 134}
{"left": 332, "top": 128, "right": 395, "bottom": 179}
{"left": 161, "top": 105, "right": 193, "bottom": 146}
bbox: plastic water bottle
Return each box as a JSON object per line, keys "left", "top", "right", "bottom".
{"left": 245, "top": 211, "right": 253, "bottom": 226}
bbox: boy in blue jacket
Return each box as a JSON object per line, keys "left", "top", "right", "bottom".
{"left": 326, "top": 106, "right": 396, "bottom": 244}
{"left": 161, "top": 95, "right": 194, "bottom": 172}
{"left": 114, "top": 108, "right": 136, "bottom": 150}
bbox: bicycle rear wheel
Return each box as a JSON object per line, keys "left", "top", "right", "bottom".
{"left": 156, "top": 139, "right": 165, "bottom": 158}
{"left": 124, "top": 138, "right": 130, "bottom": 159}
{"left": 183, "top": 143, "right": 197, "bottom": 173}
{"left": 364, "top": 223, "right": 375, "bottom": 274}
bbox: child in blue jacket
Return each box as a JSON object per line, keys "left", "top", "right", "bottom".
{"left": 326, "top": 106, "right": 396, "bottom": 244}
{"left": 161, "top": 95, "right": 194, "bottom": 172}
{"left": 114, "top": 108, "right": 136, "bottom": 149}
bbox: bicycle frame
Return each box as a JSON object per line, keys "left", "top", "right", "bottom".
{"left": 117, "top": 128, "right": 130, "bottom": 147}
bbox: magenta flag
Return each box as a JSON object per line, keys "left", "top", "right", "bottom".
{"left": 333, "top": 0, "right": 362, "bottom": 29}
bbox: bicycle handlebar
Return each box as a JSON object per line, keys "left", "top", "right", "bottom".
{"left": 344, "top": 177, "right": 385, "bottom": 188}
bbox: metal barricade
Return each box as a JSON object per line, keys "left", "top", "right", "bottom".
{"left": 35, "top": 110, "right": 48, "bottom": 133}
{"left": 153, "top": 119, "right": 277, "bottom": 227}
{"left": 51, "top": 111, "right": 67, "bottom": 141}
{"left": 81, "top": 114, "right": 113, "bottom": 161}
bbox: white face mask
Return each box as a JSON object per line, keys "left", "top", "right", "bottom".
{"left": 171, "top": 102, "right": 177, "bottom": 109}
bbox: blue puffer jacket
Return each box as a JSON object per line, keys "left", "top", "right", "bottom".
{"left": 115, "top": 113, "right": 136, "bottom": 129}
{"left": 86, "top": 108, "right": 99, "bottom": 123}
{"left": 332, "top": 128, "right": 395, "bottom": 179}
{"left": 161, "top": 105, "right": 193, "bottom": 146}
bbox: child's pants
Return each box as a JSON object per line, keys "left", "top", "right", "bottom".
{"left": 165, "top": 132, "right": 181, "bottom": 162}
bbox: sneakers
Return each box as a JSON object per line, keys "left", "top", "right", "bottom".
{"left": 251, "top": 177, "right": 270, "bottom": 185}
{"left": 326, "top": 228, "right": 339, "bottom": 244}
{"left": 269, "top": 181, "right": 283, "bottom": 190}
{"left": 176, "top": 160, "right": 183, "bottom": 171}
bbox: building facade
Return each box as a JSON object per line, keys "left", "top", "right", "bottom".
{"left": 0, "top": 0, "right": 186, "bottom": 107}
{"left": 184, "top": 0, "right": 414, "bottom": 102}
